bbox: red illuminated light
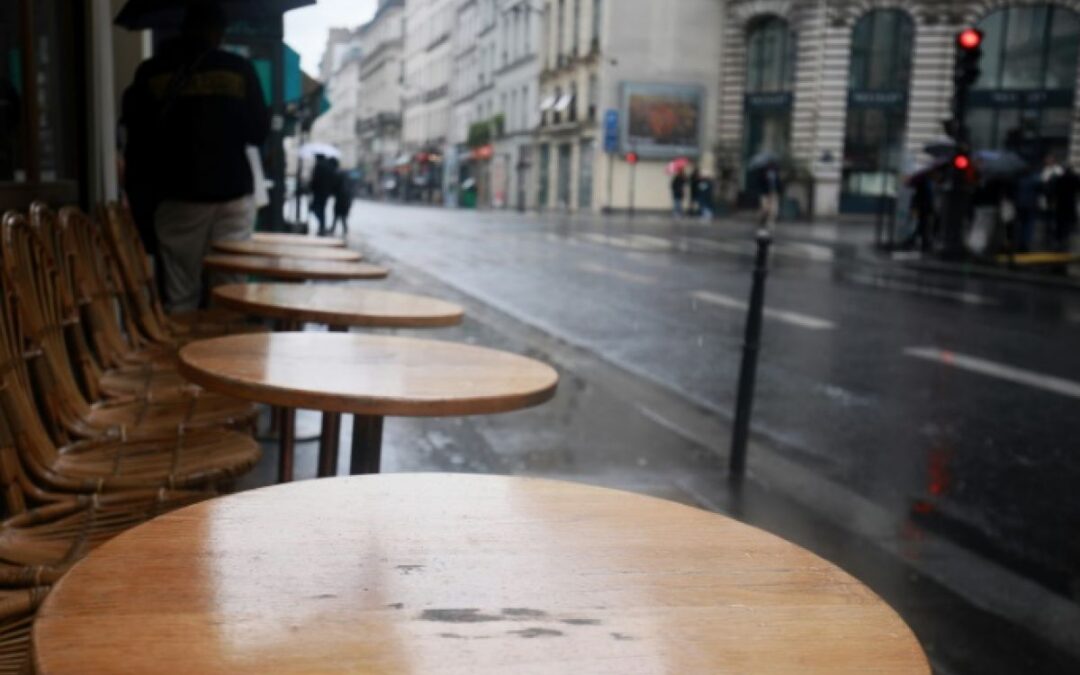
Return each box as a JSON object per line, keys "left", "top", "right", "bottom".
{"left": 953, "top": 154, "right": 971, "bottom": 170}
{"left": 958, "top": 28, "right": 982, "bottom": 50}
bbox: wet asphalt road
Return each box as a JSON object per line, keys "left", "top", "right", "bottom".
{"left": 342, "top": 201, "right": 1080, "bottom": 602}
{"left": 242, "top": 200, "right": 1080, "bottom": 673}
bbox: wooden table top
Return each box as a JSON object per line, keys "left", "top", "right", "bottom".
{"left": 252, "top": 232, "right": 346, "bottom": 248}
{"left": 212, "top": 284, "right": 465, "bottom": 328}
{"left": 33, "top": 474, "right": 929, "bottom": 675}
{"left": 214, "top": 240, "right": 363, "bottom": 262}
{"left": 177, "top": 333, "right": 559, "bottom": 416}
{"left": 203, "top": 254, "right": 388, "bottom": 281}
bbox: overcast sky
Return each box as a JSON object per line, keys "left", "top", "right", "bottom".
{"left": 284, "top": 0, "right": 378, "bottom": 74}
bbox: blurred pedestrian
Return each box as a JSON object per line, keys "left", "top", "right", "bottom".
{"left": 309, "top": 155, "right": 336, "bottom": 235}
{"left": 903, "top": 172, "right": 935, "bottom": 252}
{"left": 671, "top": 168, "right": 687, "bottom": 217}
{"left": 696, "top": 173, "right": 715, "bottom": 220}
{"left": 1014, "top": 170, "right": 1041, "bottom": 253}
{"left": 329, "top": 168, "right": 354, "bottom": 236}
{"left": 1046, "top": 160, "right": 1079, "bottom": 251}
{"left": 757, "top": 161, "right": 783, "bottom": 230}
{"left": 122, "top": 0, "right": 269, "bottom": 313}
{"left": 688, "top": 165, "right": 702, "bottom": 216}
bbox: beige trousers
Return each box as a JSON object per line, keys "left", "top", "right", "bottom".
{"left": 155, "top": 196, "right": 255, "bottom": 313}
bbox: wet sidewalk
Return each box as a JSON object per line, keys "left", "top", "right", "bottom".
{"left": 236, "top": 240, "right": 1080, "bottom": 675}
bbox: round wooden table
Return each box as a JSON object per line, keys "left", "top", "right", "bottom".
{"left": 212, "top": 283, "right": 467, "bottom": 478}
{"left": 213, "top": 240, "right": 363, "bottom": 262}
{"left": 33, "top": 475, "right": 929, "bottom": 675}
{"left": 212, "top": 283, "right": 464, "bottom": 329}
{"left": 203, "top": 254, "right": 388, "bottom": 281}
{"left": 178, "top": 334, "right": 558, "bottom": 478}
{"left": 252, "top": 232, "right": 346, "bottom": 248}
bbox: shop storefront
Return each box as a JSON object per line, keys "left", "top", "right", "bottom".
{"left": 742, "top": 15, "right": 794, "bottom": 194}
{"left": 967, "top": 4, "right": 1079, "bottom": 161}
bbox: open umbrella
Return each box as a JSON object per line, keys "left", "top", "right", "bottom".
{"left": 115, "top": 0, "right": 315, "bottom": 30}
{"left": 747, "top": 150, "right": 779, "bottom": 171}
{"left": 298, "top": 142, "right": 341, "bottom": 160}
{"left": 923, "top": 137, "right": 959, "bottom": 158}
{"left": 665, "top": 157, "right": 690, "bottom": 176}
{"left": 973, "top": 149, "right": 1030, "bottom": 179}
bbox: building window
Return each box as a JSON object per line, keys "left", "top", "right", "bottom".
{"left": 840, "top": 9, "right": 914, "bottom": 213}
{"left": 556, "top": 0, "right": 565, "bottom": 64}
{"left": 557, "top": 142, "right": 572, "bottom": 208}
{"left": 0, "top": 0, "right": 83, "bottom": 205}
{"left": 578, "top": 139, "right": 594, "bottom": 209}
{"left": 742, "top": 16, "right": 794, "bottom": 187}
{"left": 591, "top": 0, "right": 602, "bottom": 49}
{"left": 745, "top": 15, "right": 793, "bottom": 94}
{"left": 538, "top": 143, "right": 550, "bottom": 207}
{"left": 587, "top": 74, "right": 598, "bottom": 120}
{"left": 969, "top": 4, "right": 1080, "bottom": 160}
{"left": 572, "top": 0, "right": 581, "bottom": 56}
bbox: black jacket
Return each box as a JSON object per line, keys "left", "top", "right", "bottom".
{"left": 123, "top": 39, "right": 270, "bottom": 203}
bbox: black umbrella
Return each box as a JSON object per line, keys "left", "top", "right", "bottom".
{"left": 115, "top": 0, "right": 315, "bottom": 30}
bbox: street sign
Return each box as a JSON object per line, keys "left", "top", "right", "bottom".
{"left": 603, "top": 109, "right": 619, "bottom": 153}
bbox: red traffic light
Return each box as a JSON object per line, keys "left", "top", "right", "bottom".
{"left": 953, "top": 154, "right": 971, "bottom": 170}
{"left": 958, "top": 28, "right": 982, "bottom": 50}
{"left": 626, "top": 152, "right": 639, "bottom": 164}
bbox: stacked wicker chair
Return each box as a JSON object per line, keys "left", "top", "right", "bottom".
{"left": 3, "top": 210, "right": 259, "bottom": 444}
{"left": 0, "top": 202, "right": 274, "bottom": 672}
{"left": 98, "top": 203, "right": 258, "bottom": 342}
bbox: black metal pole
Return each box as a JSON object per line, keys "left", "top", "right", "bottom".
{"left": 729, "top": 229, "right": 772, "bottom": 477}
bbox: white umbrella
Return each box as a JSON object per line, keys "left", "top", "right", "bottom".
{"left": 298, "top": 142, "right": 342, "bottom": 160}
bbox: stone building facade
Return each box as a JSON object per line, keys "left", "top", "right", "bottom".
{"left": 717, "top": 0, "right": 1080, "bottom": 216}
{"left": 357, "top": 0, "right": 406, "bottom": 196}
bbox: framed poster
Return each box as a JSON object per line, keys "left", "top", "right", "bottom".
{"left": 620, "top": 83, "right": 704, "bottom": 159}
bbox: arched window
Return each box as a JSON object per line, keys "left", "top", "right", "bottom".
{"left": 742, "top": 16, "right": 795, "bottom": 187}
{"left": 746, "top": 16, "right": 794, "bottom": 93}
{"left": 840, "top": 9, "right": 914, "bottom": 212}
{"left": 968, "top": 4, "right": 1080, "bottom": 159}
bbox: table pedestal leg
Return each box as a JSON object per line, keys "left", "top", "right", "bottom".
{"left": 317, "top": 324, "right": 349, "bottom": 478}
{"left": 349, "top": 415, "right": 384, "bottom": 475}
{"left": 279, "top": 408, "right": 296, "bottom": 483}
{"left": 318, "top": 413, "right": 342, "bottom": 477}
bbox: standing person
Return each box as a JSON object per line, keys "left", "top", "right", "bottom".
{"left": 671, "top": 168, "right": 687, "bottom": 217}
{"left": 757, "top": 161, "right": 783, "bottom": 230}
{"left": 329, "top": 168, "right": 355, "bottom": 236}
{"left": 688, "top": 164, "right": 702, "bottom": 216}
{"left": 122, "top": 1, "right": 269, "bottom": 314}
{"left": 697, "top": 173, "right": 716, "bottom": 220}
{"left": 309, "top": 155, "right": 335, "bottom": 235}
{"left": 1048, "top": 162, "right": 1079, "bottom": 251}
{"left": 903, "top": 172, "right": 935, "bottom": 252}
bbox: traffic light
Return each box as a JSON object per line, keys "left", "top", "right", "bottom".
{"left": 954, "top": 28, "right": 983, "bottom": 91}
{"left": 953, "top": 154, "right": 970, "bottom": 171}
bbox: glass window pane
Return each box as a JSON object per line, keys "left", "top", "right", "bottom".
{"left": 1046, "top": 7, "right": 1080, "bottom": 89}
{"left": 35, "top": 0, "right": 77, "bottom": 181}
{"left": 975, "top": 10, "right": 1005, "bottom": 90}
{"left": 0, "top": 3, "right": 25, "bottom": 182}
{"left": 968, "top": 108, "right": 996, "bottom": 149}
{"left": 746, "top": 17, "right": 791, "bottom": 94}
{"left": 1002, "top": 5, "right": 1049, "bottom": 89}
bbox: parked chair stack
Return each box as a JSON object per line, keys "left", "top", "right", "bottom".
{"left": 0, "top": 204, "right": 264, "bottom": 672}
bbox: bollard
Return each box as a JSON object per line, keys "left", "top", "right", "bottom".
{"left": 729, "top": 229, "right": 772, "bottom": 478}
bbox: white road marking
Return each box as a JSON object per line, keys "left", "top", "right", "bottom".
{"left": 692, "top": 291, "right": 836, "bottom": 330}
{"left": 577, "top": 233, "right": 672, "bottom": 251}
{"left": 578, "top": 263, "right": 657, "bottom": 285}
{"left": 846, "top": 273, "right": 997, "bottom": 306}
{"left": 905, "top": 347, "right": 1080, "bottom": 400}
